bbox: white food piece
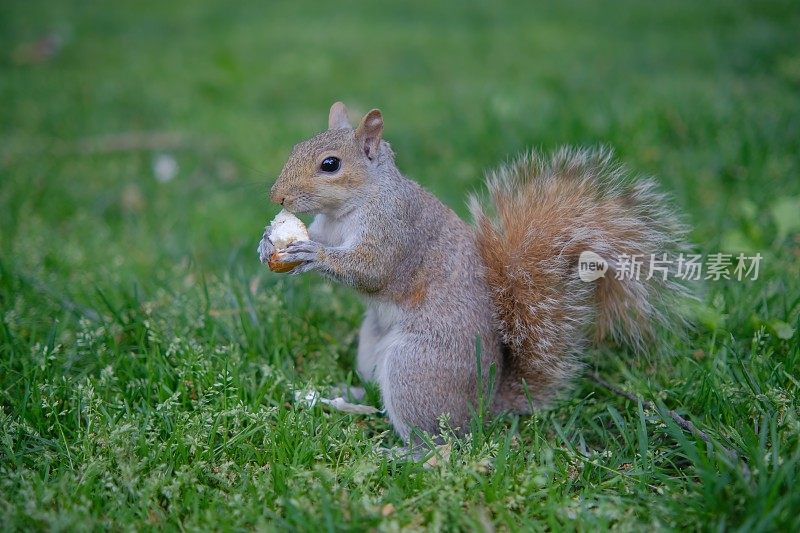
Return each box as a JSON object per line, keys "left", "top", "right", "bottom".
{"left": 268, "top": 209, "right": 309, "bottom": 250}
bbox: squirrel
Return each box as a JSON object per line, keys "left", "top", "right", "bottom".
{"left": 258, "top": 102, "right": 690, "bottom": 442}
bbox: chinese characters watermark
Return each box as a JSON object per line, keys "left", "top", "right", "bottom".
{"left": 578, "top": 252, "right": 763, "bottom": 282}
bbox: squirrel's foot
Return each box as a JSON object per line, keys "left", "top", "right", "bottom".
{"left": 281, "top": 240, "right": 325, "bottom": 273}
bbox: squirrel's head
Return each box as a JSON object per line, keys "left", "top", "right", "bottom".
{"left": 270, "top": 102, "right": 387, "bottom": 215}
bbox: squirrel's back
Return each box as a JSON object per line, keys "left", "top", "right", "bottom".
{"left": 470, "top": 147, "right": 691, "bottom": 411}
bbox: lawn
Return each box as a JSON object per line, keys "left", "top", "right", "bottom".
{"left": 1, "top": 0, "right": 799, "bottom": 530}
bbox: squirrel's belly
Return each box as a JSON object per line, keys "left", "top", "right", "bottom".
{"left": 368, "top": 299, "right": 404, "bottom": 332}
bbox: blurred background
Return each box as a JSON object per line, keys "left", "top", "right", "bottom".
{"left": 3, "top": 0, "right": 798, "bottom": 293}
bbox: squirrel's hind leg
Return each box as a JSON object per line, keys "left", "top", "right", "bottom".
{"left": 380, "top": 340, "right": 478, "bottom": 441}
{"left": 356, "top": 308, "right": 384, "bottom": 382}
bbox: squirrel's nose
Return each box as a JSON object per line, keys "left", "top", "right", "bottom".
{"left": 269, "top": 185, "right": 285, "bottom": 205}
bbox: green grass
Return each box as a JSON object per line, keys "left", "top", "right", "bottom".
{"left": 2, "top": 0, "right": 800, "bottom": 530}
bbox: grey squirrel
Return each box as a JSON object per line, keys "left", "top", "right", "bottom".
{"left": 258, "top": 102, "right": 689, "bottom": 441}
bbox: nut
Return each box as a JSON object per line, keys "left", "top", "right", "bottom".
{"left": 268, "top": 250, "right": 301, "bottom": 273}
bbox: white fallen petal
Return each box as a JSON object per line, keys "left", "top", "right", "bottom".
{"left": 153, "top": 154, "right": 178, "bottom": 182}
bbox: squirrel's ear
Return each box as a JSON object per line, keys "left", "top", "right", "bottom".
{"left": 355, "top": 109, "right": 383, "bottom": 160}
{"left": 328, "top": 101, "right": 351, "bottom": 130}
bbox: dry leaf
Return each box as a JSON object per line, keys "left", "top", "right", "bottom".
{"left": 424, "top": 443, "right": 452, "bottom": 468}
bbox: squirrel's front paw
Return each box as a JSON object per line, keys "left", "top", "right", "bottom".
{"left": 257, "top": 225, "right": 274, "bottom": 265}
{"left": 281, "top": 240, "right": 325, "bottom": 273}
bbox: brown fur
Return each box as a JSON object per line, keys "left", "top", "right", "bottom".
{"left": 471, "top": 148, "right": 690, "bottom": 409}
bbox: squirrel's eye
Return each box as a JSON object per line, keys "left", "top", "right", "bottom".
{"left": 320, "top": 156, "right": 341, "bottom": 173}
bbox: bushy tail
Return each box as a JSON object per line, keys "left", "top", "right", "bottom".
{"left": 469, "top": 147, "right": 690, "bottom": 409}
